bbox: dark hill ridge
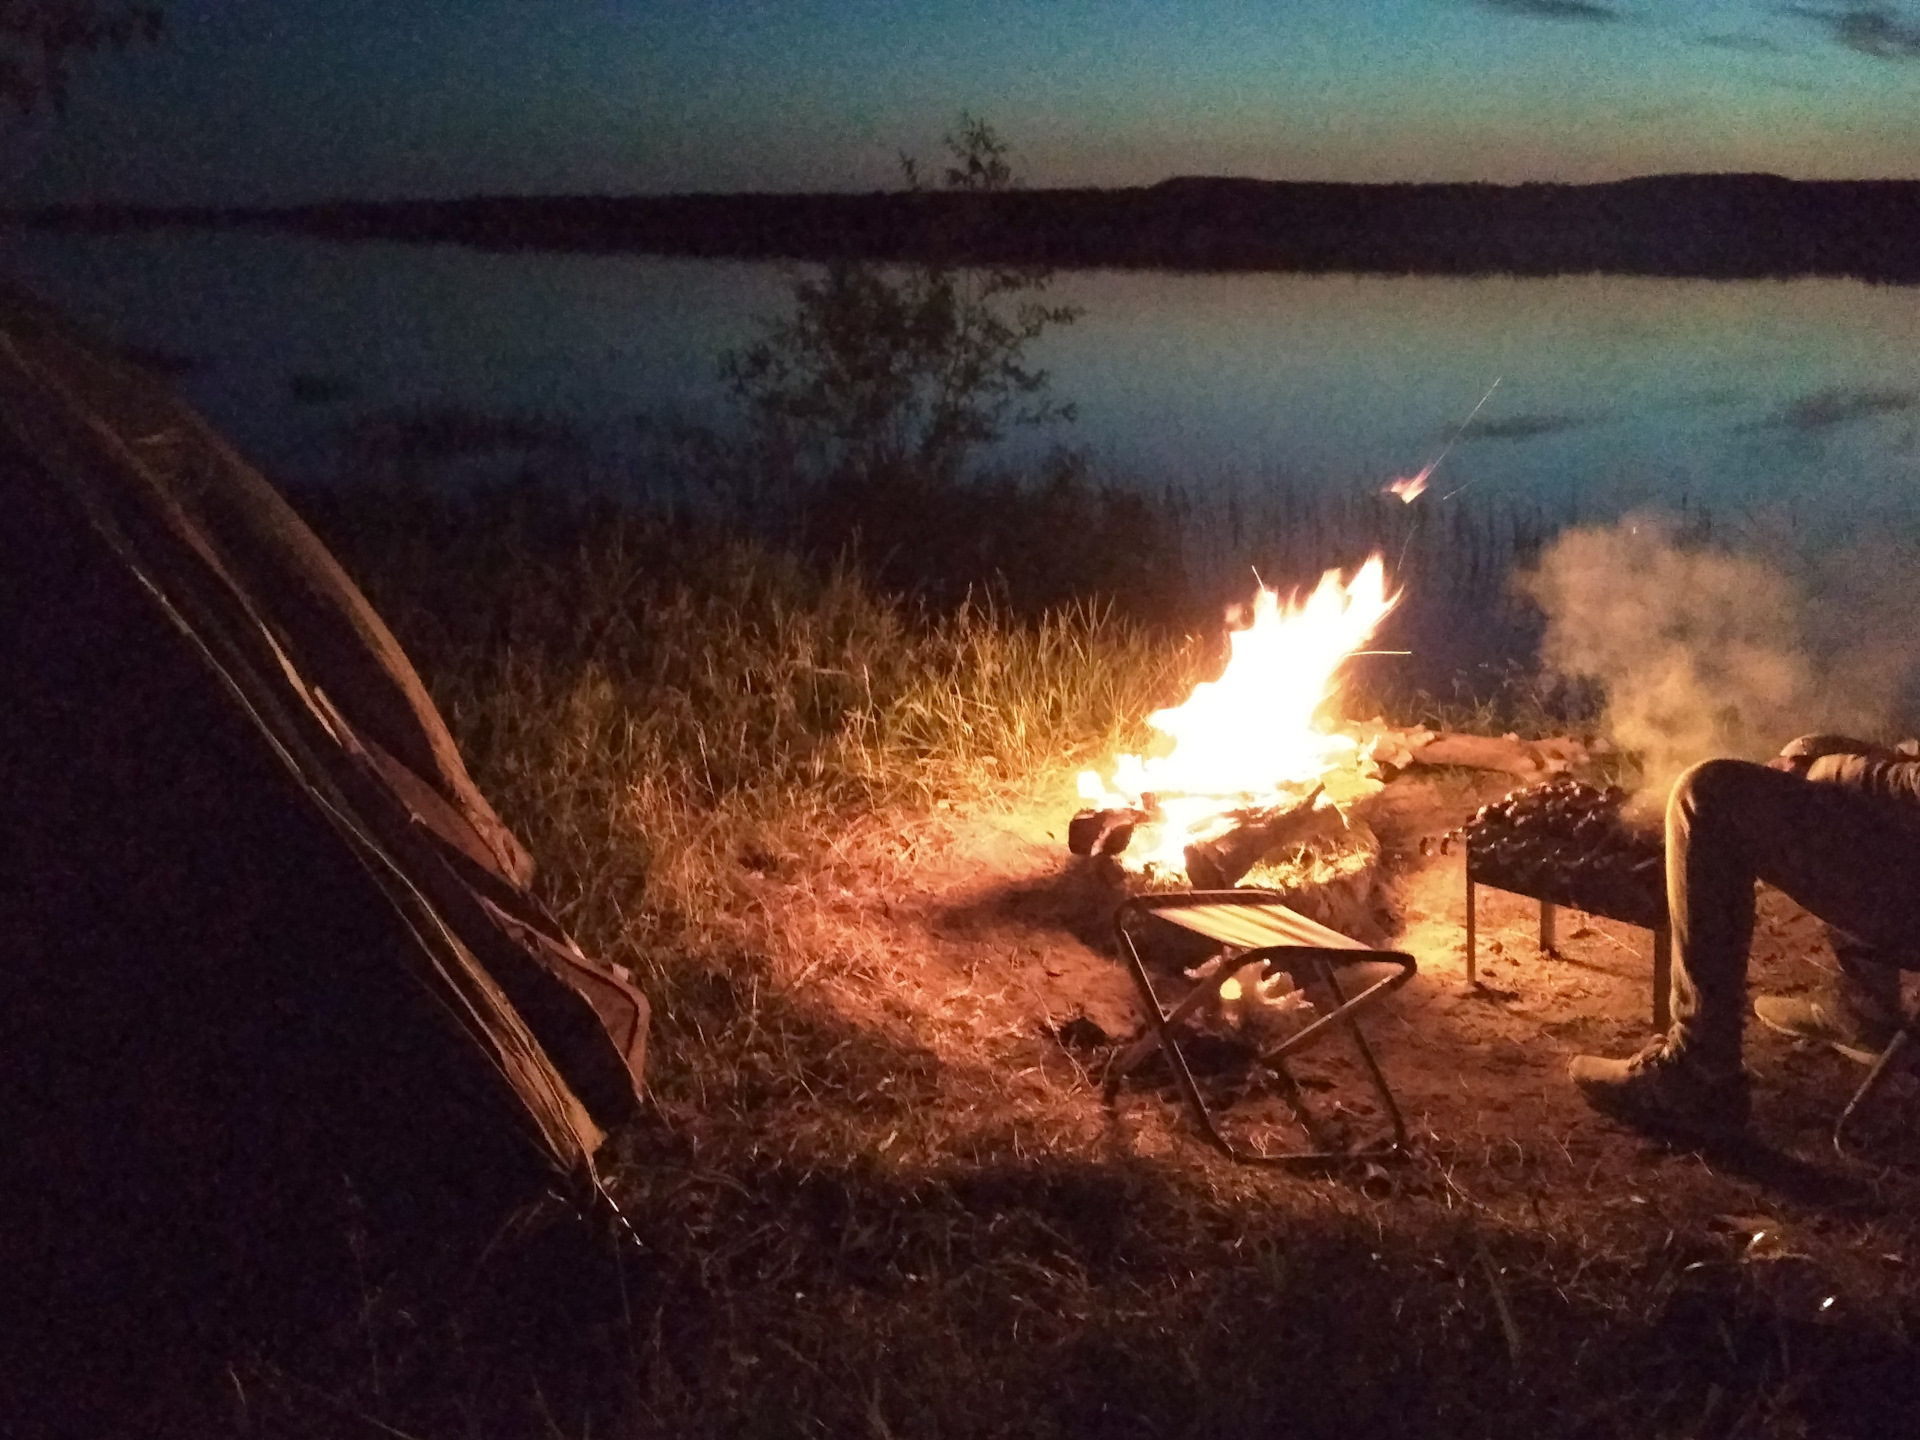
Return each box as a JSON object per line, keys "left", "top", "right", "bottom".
{"left": 20, "top": 173, "right": 1920, "bottom": 280}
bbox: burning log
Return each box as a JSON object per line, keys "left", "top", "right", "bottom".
{"left": 1074, "top": 558, "right": 1399, "bottom": 882}
{"left": 1465, "top": 775, "right": 1665, "bottom": 927}
{"left": 1182, "top": 785, "right": 1327, "bottom": 890}
{"left": 1067, "top": 806, "right": 1149, "bottom": 857}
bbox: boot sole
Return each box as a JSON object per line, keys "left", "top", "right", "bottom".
{"left": 1571, "top": 1078, "right": 1750, "bottom": 1139}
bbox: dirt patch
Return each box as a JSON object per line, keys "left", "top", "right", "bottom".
{"left": 747, "top": 766, "right": 1920, "bottom": 1319}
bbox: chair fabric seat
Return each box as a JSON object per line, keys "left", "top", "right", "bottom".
{"left": 1154, "top": 899, "right": 1374, "bottom": 954}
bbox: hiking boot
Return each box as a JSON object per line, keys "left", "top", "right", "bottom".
{"left": 1753, "top": 994, "right": 1898, "bottom": 1067}
{"left": 1569, "top": 1039, "right": 1750, "bottom": 1138}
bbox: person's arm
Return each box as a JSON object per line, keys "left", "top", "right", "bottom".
{"left": 1804, "top": 750, "right": 1920, "bottom": 807}
{"left": 1768, "top": 733, "right": 1895, "bottom": 774}
{"left": 1766, "top": 732, "right": 1920, "bottom": 805}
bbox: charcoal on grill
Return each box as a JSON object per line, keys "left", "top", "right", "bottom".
{"left": 1465, "top": 775, "right": 1665, "bottom": 926}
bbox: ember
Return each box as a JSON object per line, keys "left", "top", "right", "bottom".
{"left": 1075, "top": 558, "right": 1399, "bottom": 881}
{"left": 1384, "top": 463, "right": 1434, "bottom": 503}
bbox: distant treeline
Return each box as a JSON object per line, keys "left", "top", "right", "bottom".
{"left": 19, "top": 173, "right": 1920, "bottom": 281}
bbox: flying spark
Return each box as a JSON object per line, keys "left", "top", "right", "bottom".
{"left": 1384, "top": 376, "right": 1502, "bottom": 504}
{"left": 1386, "top": 461, "right": 1437, "bottom": 503}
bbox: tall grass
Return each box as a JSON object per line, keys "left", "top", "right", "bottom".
{"left": 301, "top": 480, "right": 1209, "bottom": 1003}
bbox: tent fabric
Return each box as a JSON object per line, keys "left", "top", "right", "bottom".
{"left": 0, "top": 281, "right": 656, "bottom": 1431}
{"left": 0, "top": 281, "right": 647, "bottom": 1165}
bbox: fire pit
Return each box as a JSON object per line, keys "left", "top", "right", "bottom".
{"left": 1066, "top": 554, "right": 1402, "bottom": 958}
{"left": 1464, "top": 775, "right": 1672, "bottom": 1028}
{"left": 1069, "top": 783, "right": 1339, "bottom": 885}
{"left": 1073, "top": 558, "right": 1397, "bottom": 884}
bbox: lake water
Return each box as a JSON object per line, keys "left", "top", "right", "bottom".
{"left": 5, "top": 229, "right": 1917, "bottom": 541}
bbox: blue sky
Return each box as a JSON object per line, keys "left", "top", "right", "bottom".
{"left": 15, "top": 0, "right": 1920, "bottom": 202}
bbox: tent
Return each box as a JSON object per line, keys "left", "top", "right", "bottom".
{"left": 0, "top": 282, "right": 649, "bottom": 1430}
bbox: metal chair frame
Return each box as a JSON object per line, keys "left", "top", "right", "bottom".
{"left": 1835, "top": 1025, "right": 1917, "bottom": 1157}
{"left": 1105, "top": 889, "right": 1417, "bottom": 1165}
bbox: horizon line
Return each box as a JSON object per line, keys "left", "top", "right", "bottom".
{"left": 16, "top": 168, "right": 1920, "bottom": 214}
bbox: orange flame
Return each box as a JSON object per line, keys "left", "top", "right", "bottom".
{"left": 1385, "top": 461, "right": 1435, "bottom": 503}
{"left": 1079, "top": 556, "right": 1400, "bottom": 872}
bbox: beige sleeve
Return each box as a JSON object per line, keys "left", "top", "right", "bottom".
{"left": 1806, "top": 753, "right": 1920, "bottom": 809}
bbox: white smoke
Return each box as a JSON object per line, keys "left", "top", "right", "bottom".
{"left": 1521, "top": 513, "right": 1915, "bottom": 804}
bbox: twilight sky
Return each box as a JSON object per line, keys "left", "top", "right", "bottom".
{"left": 15, "top": 0, "right": 1920, "bottom": 203}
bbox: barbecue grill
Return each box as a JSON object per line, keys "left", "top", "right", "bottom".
{"left": 1463, "top": 776, "right": 1672, "bottom": 1029}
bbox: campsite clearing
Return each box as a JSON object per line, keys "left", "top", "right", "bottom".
{"left": 272, "top": 485, "right": 1920, "bottom": 1439}
{"left": 575, "top": 768, "right": 1920, "bottom": 1439}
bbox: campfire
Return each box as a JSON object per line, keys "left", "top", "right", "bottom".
{"left": 1067, "top": 557, "right": 1624, "bottom": 931}
{"left": 1071, "top": 557, "right": 1399, "bottom": 889}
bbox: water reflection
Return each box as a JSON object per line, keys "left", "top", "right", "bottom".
{"left": 1044, "top": 269, "right": 1920, "bottom": 536}
{"left": 3, "top": 230, "right": 1914, "bottom": 536}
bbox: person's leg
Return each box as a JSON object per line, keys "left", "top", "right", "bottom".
{"left": 1665, "top": 758, "right": 1920, "bottom": 1062}
{"left": 1574, "top": 757, "right": 1920, "bottom": 1132}
{"left": 1662, "top": 759, "right": 1762, "bottom": 1073}
{"left": 1754, "top": 925, "right": 1908, "bottom": 1061}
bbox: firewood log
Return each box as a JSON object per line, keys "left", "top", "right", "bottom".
{"left": 1404, "top": 732, "right": 1588, "bottom": 777}
{"left": 1182, "top": 785, "right": 1327, "bottom": 890}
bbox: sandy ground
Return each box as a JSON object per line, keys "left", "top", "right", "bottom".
{"left": 761, "top": 766, "right": 1920, "bottom": 1328}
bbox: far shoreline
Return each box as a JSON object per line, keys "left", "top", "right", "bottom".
{"left": 11, "top": 172, "right": 1920, "bottom": 283}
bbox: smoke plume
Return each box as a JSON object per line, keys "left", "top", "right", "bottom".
{"left": 1522, "top": 513, "right": 1915, "bottom": 804}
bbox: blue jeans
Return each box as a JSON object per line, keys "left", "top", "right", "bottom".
{"left": 1666, "top": 759, "right": 1920, "bottom": 1070}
